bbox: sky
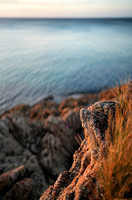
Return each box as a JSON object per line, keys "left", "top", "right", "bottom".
{"left": 0, "top": 0, "right": 132, "bottom": 18}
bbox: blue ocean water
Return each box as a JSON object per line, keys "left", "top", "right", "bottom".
{"left": 0, "top": 18, "right": 132, "bottom": 112}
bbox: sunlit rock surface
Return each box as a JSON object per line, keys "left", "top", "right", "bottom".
{"left": 40, "top": 100, "right": 118, "bottom": 200}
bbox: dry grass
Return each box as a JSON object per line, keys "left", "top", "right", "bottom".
{"left": 97, "top": 82, "right": 132, "bottom": 200}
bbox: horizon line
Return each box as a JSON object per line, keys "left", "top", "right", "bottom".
{"left": 0, "top": 16, "right": 132, "bottom": 19}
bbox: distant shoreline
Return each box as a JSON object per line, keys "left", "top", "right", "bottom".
{"left": 0, "top": 85, "right": 112, "bottom": 115}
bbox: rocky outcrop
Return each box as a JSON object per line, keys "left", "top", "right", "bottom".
{"left": 40, "top": 100, "right": 118, "bottom": 200}
{"left": 80, "top": 101, "right": 119, "bottom": 140}
{"left": 40, "top": 82, "right": 132, "bottom": 200}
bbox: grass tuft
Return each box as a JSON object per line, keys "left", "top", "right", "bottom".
{"left": 97, "top": 81, "right": 132, "bottom": 200}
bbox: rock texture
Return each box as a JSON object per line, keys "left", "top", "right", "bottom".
{"left": 40, "top": 82, "right": 132, "bottom": 200}
{"left": 80, "top": 101, "right": 119, "bottom": 140}
{"left": 40, "top": 100, "right": 118, "bottom": 200}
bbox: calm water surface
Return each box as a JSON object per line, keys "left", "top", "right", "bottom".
{"left": 0, "top": 18, "right": 132, "bottom": 112}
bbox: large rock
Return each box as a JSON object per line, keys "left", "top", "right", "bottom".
{"left": 40, "top": 100, "right": 120, "bottom": 200}
{"left": 80, "top": 101, "right": 119, "bottom": 140}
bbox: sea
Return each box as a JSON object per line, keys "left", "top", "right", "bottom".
{"left": 0, "top": 18, "right": 132, "bottom": 112}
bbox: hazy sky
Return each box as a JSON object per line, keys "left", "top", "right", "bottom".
{"left": 0, "top": 0, "right": 132, "bottom": 18}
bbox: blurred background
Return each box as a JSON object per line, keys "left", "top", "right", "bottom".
{"left": 0, "top": 0, "right": 132, "bottom": 112}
